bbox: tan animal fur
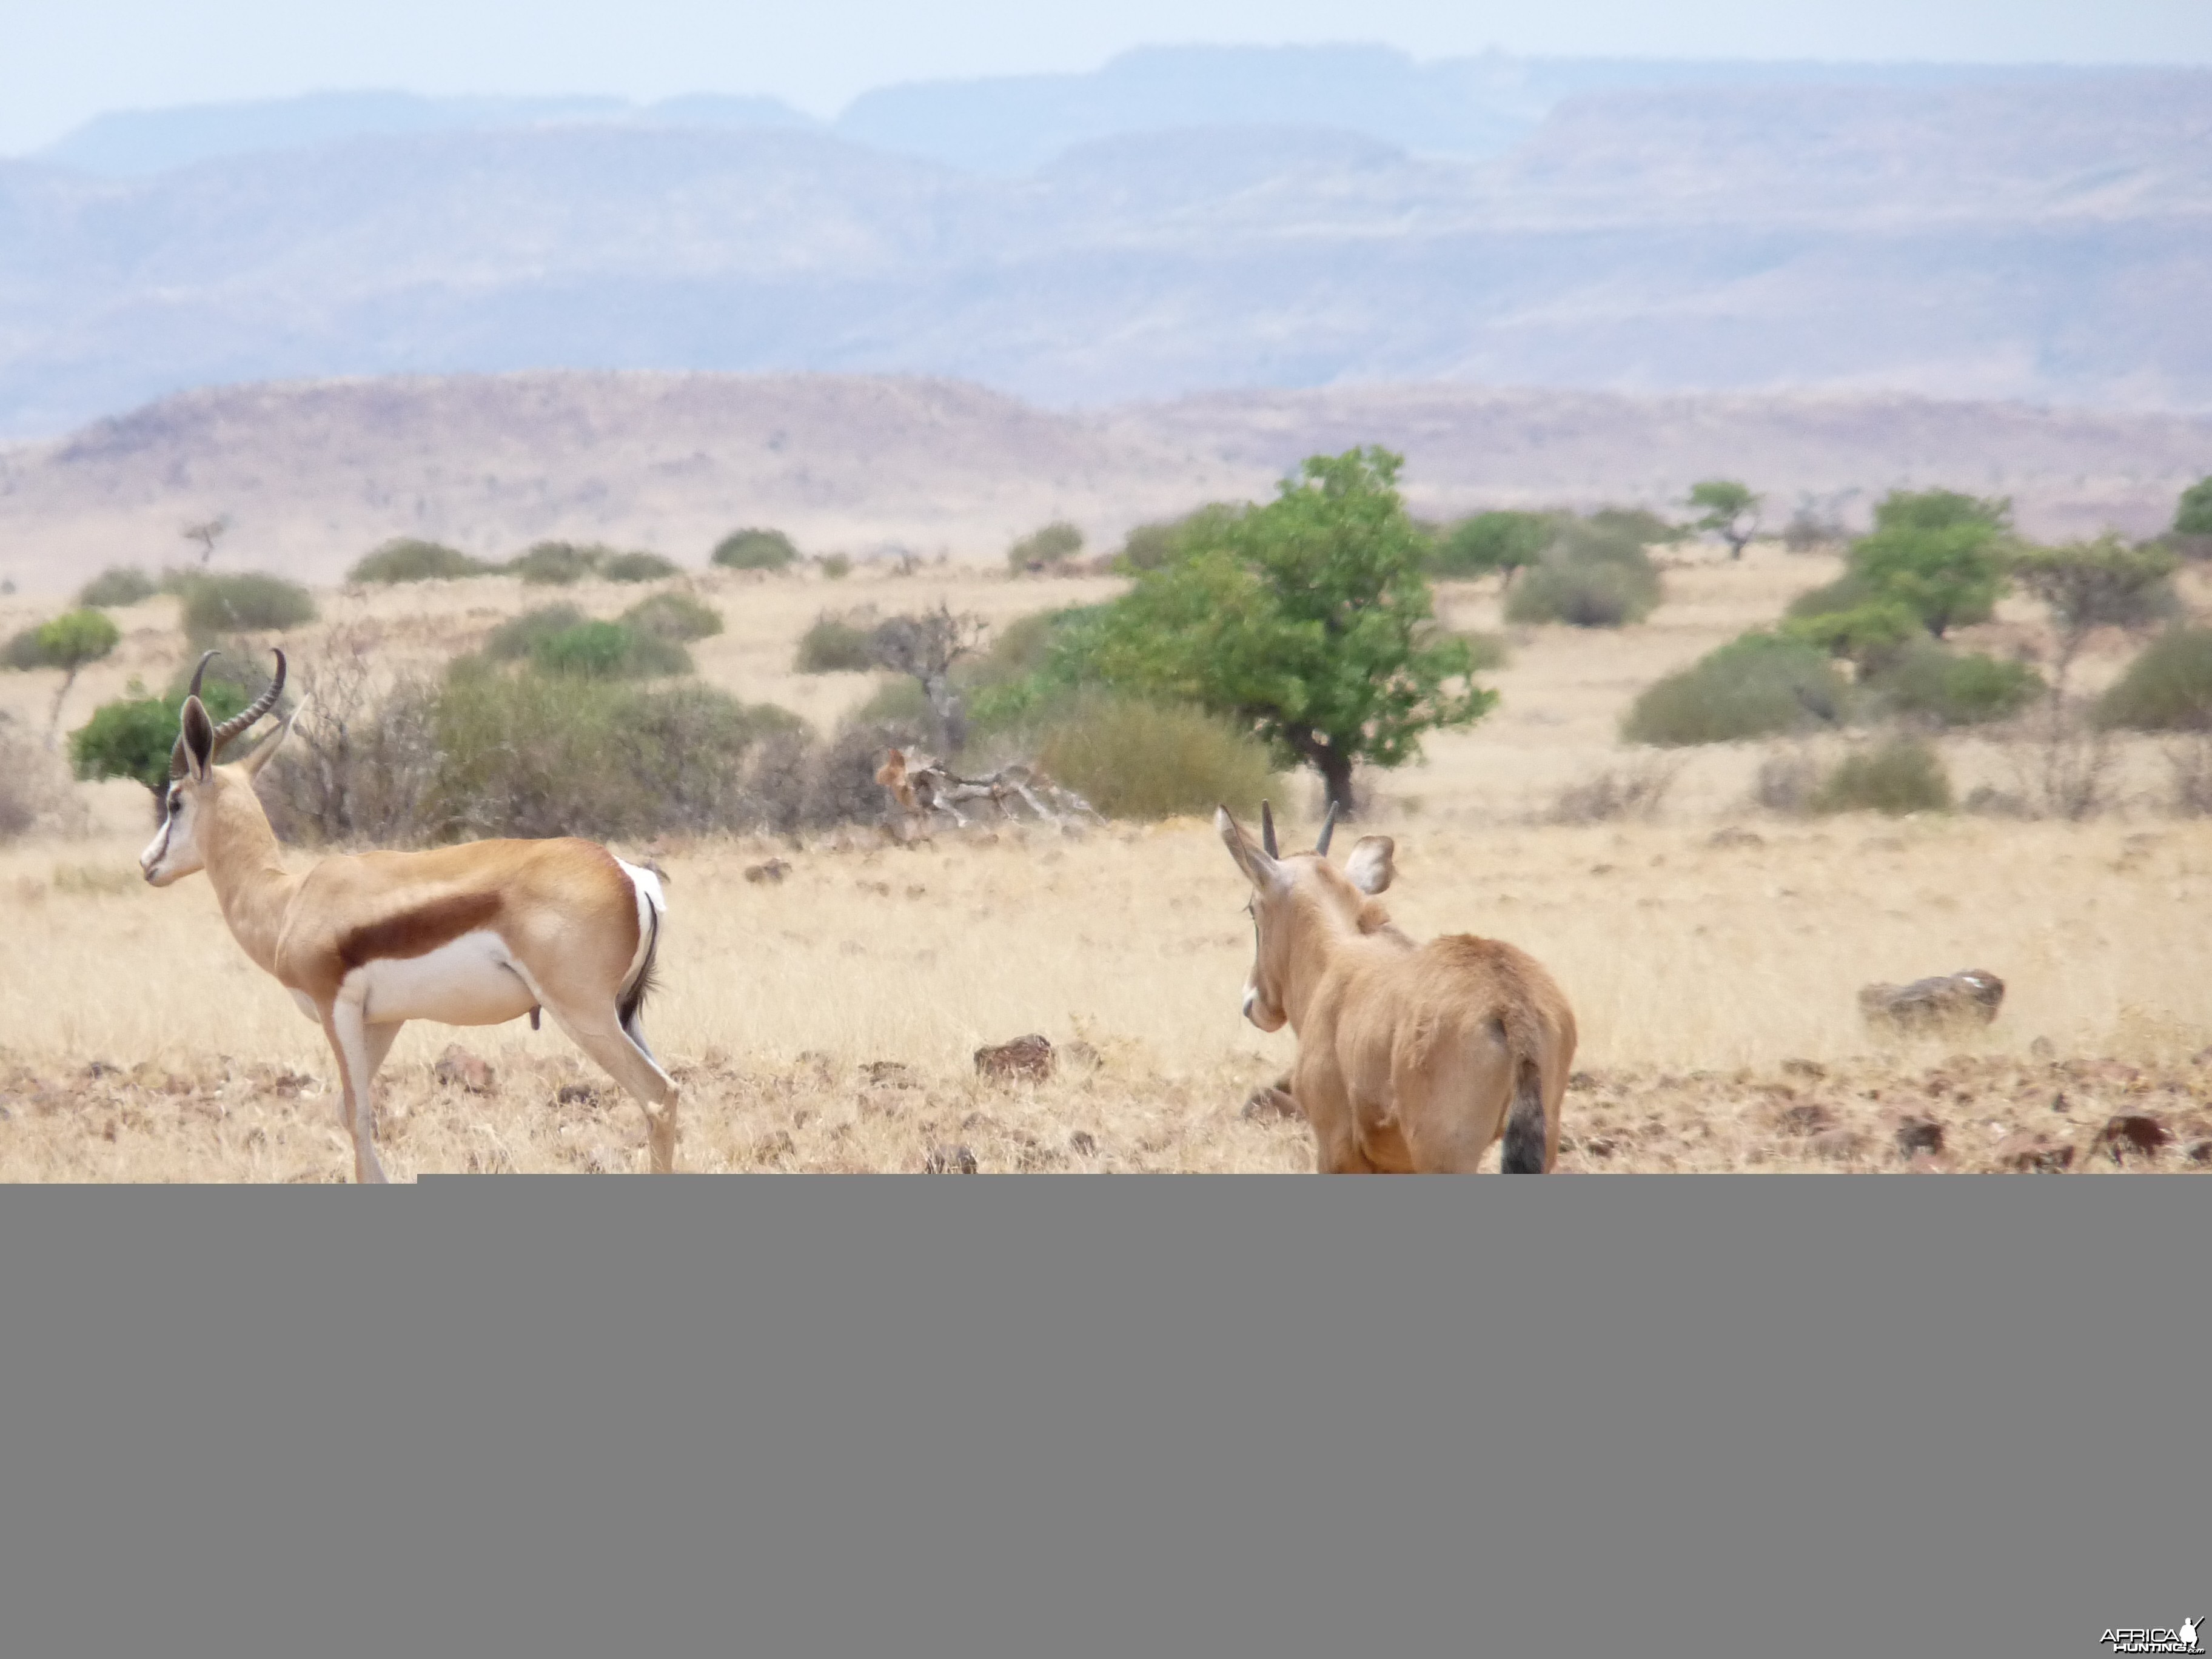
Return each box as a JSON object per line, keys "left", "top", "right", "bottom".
{"left": 140, "top": 651, "right": 677, "bottom": 1182}
{"left": 1216, "top": 803, "right": 1577, "bottom": 1173}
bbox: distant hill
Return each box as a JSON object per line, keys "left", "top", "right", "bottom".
{"left": 2, "top": 55, "right": 2207, "bottom": 435}
{"left": 1, "top": 371, "right": 2203, "bottom": 593}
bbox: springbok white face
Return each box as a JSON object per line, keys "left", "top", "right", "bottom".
{"left": 139, "top": 652, "right": 290, "bottom": 888}
{"left": 1216, "top": 802, "right": 1395, "bottom": 1033}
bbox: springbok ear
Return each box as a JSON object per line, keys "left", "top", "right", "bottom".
{"left": 1344, "top": 835, "right": 1396, "bottom": 896}
{"left": 179, "top": 696, "right": 216, "bottom": 782}
{"left": 240, "top": 696, "right": 307, "bottom": 779}
{"left": 1215, "top": 805, "right": 1282, "bottom": 890}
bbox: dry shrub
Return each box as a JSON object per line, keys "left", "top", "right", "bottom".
{"left": 0, "top": 714, "right": 77, "bottom": 838}
{"left": 2007, "top": 702, "right": 2119, "bottom": 822}
{"left": 1547, "top": 755, "right": 1684, "bottom": 824}
{"left": 2169, "top": 736, "right": 2212, "bottom": 817}
{"left": 1812, "top": 736, "right": 1952, "bottom": 816}
{"left": 1623, "top": 633, "right": 1849, "bottom": 746}
{"left": 1031, "top": 694, "right": 1276, "bottom": 820}
{"left": 1752, "top": 751, "right": 1820, "bottom": 816}
{"left": 1505, "top": 523, "right": 1663, "bottom": 628}
{"left": 256, "top": 634, "right": 440, "bottom": 846}
{"left": 2097, "top": 628, "right": 2212, "bottom": 733}
{"left": 175, "top": 572, "right": 317, "bottom": 646}
{"left": 795, "top": 611, "right": 878, "bottom": 673}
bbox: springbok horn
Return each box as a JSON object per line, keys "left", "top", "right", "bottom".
{"left": 1315, "top": 801, "right": 1339, "bottom": 856}
{"left": 208, "top": 648, "right": 286, "bottom": 757}
{"left": 1261, "top": 800, "right": 1278, "bottom": 859}
{"left": 169, "top": 651, "right": 224, "bottom": 779}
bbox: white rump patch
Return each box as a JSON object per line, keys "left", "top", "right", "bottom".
{"left": 350, "top": 929, "right": 537, "bottom": 1027}
{"left": 614, "top": 858, "right": 666, "bottom": 990}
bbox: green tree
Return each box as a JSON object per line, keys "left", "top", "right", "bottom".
{"left": 1081, "top": 447, "right": 1492, "bottom": 816}
{"left": 1687, "top": 480, "right": 1762, "bottom": 560}
{"left": 4, "top": 608, "right": 121, "bottom": 729}
{"left": 1845, "top": 489, "right": 2012, "bottom": 638}
{"left": 2009, "top": 536, "right": 2179, "bottom": 696}
{"left": 711, "top": 528, "right": 798, "bottom": 571}
{"left": 72, "top": 680, "right": 249, "bottom": 805}
{"left": 2175, "top": 476, "right": 2212, "bottom": 537}
{"left": 1432, "top": 511, "right": 1552, "bottom": 585}
{"left": 1008, "top": 521, "right": 1084, "bottom": 575}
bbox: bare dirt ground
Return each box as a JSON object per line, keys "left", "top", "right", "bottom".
{"left": 1, "top": 544, "right": 2208, "bottom": 1178}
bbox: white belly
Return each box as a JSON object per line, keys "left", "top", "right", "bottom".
{"left": 350, "top": 930, "right": 538, "bottom": 1026}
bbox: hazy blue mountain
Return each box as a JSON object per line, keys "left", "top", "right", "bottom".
{"left": 34, "top": 89, "right": 819, "bottom": 176}
{"left": 833, "top": 43, "right": 2107, "bottom": 173}
{"left": 1, "top": 69, "right": 2206, "bottom": 437}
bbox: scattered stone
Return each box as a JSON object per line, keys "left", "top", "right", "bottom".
{"left": 974, "top": 1034, "right": 1054, "bottom": 1083}
{"left": 1808, "top": 1127, "right": 1868, "bottom": 1161}
{"left": 1581, "top": 1136, "right": 1617, "bottom": 1159}
{"left": 1892, "top": 1115, "right": 1946, "bottom": 1157}
{"left": 1068, "top": 1130, "right": 1098, "bottom": 1156}
{"left": 1568, "top": 1070, "right": 1600, "bottom": 1090}
{"left": 2096, "top": 1114, "right": 2170, "bottom": 1162}
{"left": 2030, "top": 1036, "right": 2057, "bottom": 1061}
{"left": 433, "top": 1045, "right": 497, "bottom": 1093}
{"left": 1858, "top": 970, "right": 2006, "bottom": 1033}
{"left": 923, "top": 1143, "right": 979, "bottom": 1173}
{"left": 743, "top": 858, "right": 791, "bottom": 884}
{"left": 2050, "top": 1091, "right": 2070, "bottom": 1115}
{"left": 751, "top": 1129, "right": 796, "bottom": 1164}
{"left": 555, "top": 1082, "right": 602, "bottom": 1107}
{"left": 84, "top": 1060, "right": 121, "bottom": 1081}
{"left": 1993, "top": 1131, "right": 2074, "bottom": 1173}
{"left": 863, "top": 1060, "right": 920, "bottom": 1088}
{"left": 2184, "top": 1140, "right": 2212, "bottom": 1167}
{"left": 1780, "top": 1058, "right": 1826, "bottom": 1080}
{"left": 1708, "top": 827, "right": 1765, "bottom": 849}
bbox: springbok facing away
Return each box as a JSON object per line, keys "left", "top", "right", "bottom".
{"left": 1217, "top": 803, "right": 1577, "bottom": 1173}
{"left": 140, "top": 651, "right": 678, "bottom": 1182}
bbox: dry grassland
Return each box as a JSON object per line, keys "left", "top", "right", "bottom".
{"left": 2, "top": 545, "right": 2208, "bottom": 1179}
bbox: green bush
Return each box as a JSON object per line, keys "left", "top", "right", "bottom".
{"left": 712, "top": 528, "right": 798, "bottom": 571}
{"left": 508, "top": 541, "right": 602, "bottom": 585}
{"left": 621, "top": 591, "right": 722, "bottom": 643}
{"left": 1864, "top": 641, "right": 2042, "bottom": 728}
{"left": 1119, "top": 505, "right": 1239, "bottom": 572}
{"left": 531, "top": 620, "right": 691, "bottom": 680}
{"left": 1008, "top": 521, "right": 1084, "bottom": 574}
{"left": 817, "top": 552, "right": 853, "bottom": 581}
{"left": 427, "top": 662, "right": 800, "bottom": 840}
{"left": 1812, "top": 736, "right": 1952, "bottom": 816}
{"left": 348, "top": 540, "right": 494, "bottom": 585}
{"left": 486, "top": 605, "right": 588, "bottom": 662}
{"left": 1778, "top": 600, "right": 1923, "bottom": 673}
{"left": 794, "top": 613, "right": 877, "bottom": 674}
{"left": 1623, "top": 633, "right": 1851, "bottom": 746}
{"left": 71, "top": 679, "right": 250, "bottom": 800}
{"left": 1785, "top": 569, "right": 1880, "bottom": 622}
{"left": 1587, "top": 506, "right": 1684, "bottom": 545}
{"left": 1030, "top": 693, "right": 1277, "bottom": 820}
{"left": 7, "top": 609, "right": 122, "bottom": 675}
{"left": 1431, "top": 511, "right": 1554, "bottom": 580}
{"left": 2173, "top": 477, "right": 2212, "bottom": 537}
{"left": 1505, "top": 521, "right": 1663, "bottom": 627}
{"left": 175, "top": 572, "right": 317, "bottom": 645}
{"left": 599, "top": 550, "right": 680, "bottom": 583}
{"left": 2096, "top": 629, "right": 2212, "bottom": 732}
{"left": 851, "top": 676, "right": 933, "bottom": 726}
{"left": 77, "top": 567, "right": 158, "bottom": 608}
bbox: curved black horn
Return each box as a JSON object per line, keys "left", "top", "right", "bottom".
{"left": 1260, "top": 800, "right": 1278, "bottom": 859}
{"left": 208, "top": 649, "right": 286, "bottom": 756}
{"left": 187, "top": 649, "right": 219, "bottom": 698}
{"left": 1315, "top": 801, "right": 1339, "bottom": 856}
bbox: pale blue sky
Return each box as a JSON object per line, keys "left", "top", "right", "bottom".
{"left": 4, "top": 0, "right": 2210, "bottom": 155}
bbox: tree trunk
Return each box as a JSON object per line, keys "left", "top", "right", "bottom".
{"left": 1315, "top": 746, "right": 1356, "bottom": 820}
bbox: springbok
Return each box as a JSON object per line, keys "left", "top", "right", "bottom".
{"left": 140, "top": 651, "right": 679, "bottom": 1181}
{"left": 1217, "top": 802, "right": 1577, "bottom": 1173}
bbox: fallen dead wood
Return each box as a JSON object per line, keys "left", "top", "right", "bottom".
{"left": 875, "top": 746, "right": 1105, "bottom": 830}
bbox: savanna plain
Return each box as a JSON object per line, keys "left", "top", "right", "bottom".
{"left": 2, "top": 546, "right": 2208, "bottom": 1179}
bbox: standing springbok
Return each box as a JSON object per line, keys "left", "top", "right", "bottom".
{"left": 140, "top": 651, "right": 679, "bottom": 1181}
{"left": 1217, "top": 802, "right": 1577, "bottom": 1173}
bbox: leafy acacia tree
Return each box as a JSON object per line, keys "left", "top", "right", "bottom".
{"left": 1848, "top": 489, "right": 2013, "bottom": 638}
{"left": 1687, "top": 480, "right": 1762, "bottom": 560}
{"left": 2175, "top": 475, "right": 2212, "bottom": 537}
{"left": 73, "top": 680, "right": 249, "bottom": 807}
{"left": 4, "top": 608, "right": 121, "bottom": 730}
{"left": 1084, "top": 447, "right": 1492, "bottom": 816}
{"left": 2010, "top": 536, "right": 2179, "bottom": 696}
{"left": 1432, "top": 510, "right": 1552, "bottom": 585}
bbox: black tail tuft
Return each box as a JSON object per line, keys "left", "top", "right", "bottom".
{"left": 1501, "top": 1056, "right": 1549, "bottom": 1173}
{"left": 618, "top": 901, "right": 661, "bottom": 1031}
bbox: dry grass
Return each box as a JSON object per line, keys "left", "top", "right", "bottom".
{"left": 3, "top": 816, "right": 2210, "bottom": 1179}
{"left": 3, "top": 543, "right": 2209, "bottom": 1178}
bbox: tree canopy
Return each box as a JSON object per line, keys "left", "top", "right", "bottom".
{"left": 2174, "top": 475, "right": 2212, "bottom": 538}
{"left": 1843, "top": 489, "right": 2014, "bottom": 638}
{"left": 1687, "top": 479, "right": 1762, "bottom": 559}
{"left": 1078, "top": 447, "right": 1492, "bottom": 814}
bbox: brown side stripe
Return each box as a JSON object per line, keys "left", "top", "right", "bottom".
{"left": 337, "top": 891, "right": 503, "bottom": 969}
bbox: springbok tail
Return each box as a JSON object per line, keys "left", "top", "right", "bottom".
{"left": 1501, "top": 1054, "right": 1549, "bottom": 1173}
{"left": 618, "top": 900, "right": 661, "bottom": 1035}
